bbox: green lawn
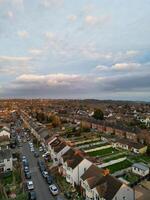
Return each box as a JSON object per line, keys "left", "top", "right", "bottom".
{"left": 129, "top": 154, "right": 150, "bottom": 164}
{"left": 123, "top": 172, "right": 139, "bottom": 184}
{"left": 105, "top": 160, "right": 132, "bottom": 174}
{"left": 88, "top": 147, "right": 118, "bottom": 157}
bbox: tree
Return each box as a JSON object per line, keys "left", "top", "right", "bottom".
{"left": 93, "top": 109, "right": 104, "bottom": 120}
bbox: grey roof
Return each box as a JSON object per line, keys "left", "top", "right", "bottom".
{"left": 0, "top": 149, "right": 12, "bottom": 160}
{"left": 132, "top": 163, "right": 149, "bottom": 171}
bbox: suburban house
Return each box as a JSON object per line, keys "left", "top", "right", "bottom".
{"left": 0, "top": 126, "right": 10, "bottom": 138}
{"left": 112, "top": 138, "right": 147, "bottom": 154}
{"left": 48, "top": 137, "right": 71, "bottom": 165}
{"left": 61, "top": 150, "right": 92, "bottom": 187}
{"left": 0, "top": 148, "right": 13, "bottom": 174}
{"left": 80, "top": 164, "right": 134, "bottom": 200}
{"left": 132, "top": 163, "right": 149, "bottom": 177}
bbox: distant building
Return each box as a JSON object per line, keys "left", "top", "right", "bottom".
{"left": 112, "top": 138, "right": 147, "bottom": 154}
{"left": 0, "top": 148, "right": 13, "bottom": 174}
{"left": 132, "top": 163, "right": 149, "bottom": 177}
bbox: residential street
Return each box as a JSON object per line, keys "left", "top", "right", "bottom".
{"left": 21, "top": 142, "right": 55, "bottom": 200}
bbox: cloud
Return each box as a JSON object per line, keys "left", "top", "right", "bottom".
{"left": 1, "top": 71, "right": 150, "bottom": 100}
{"left": 112, "top": 63, "right": 141, "bottom": 71}
{"left": 40, "top": 0, "right": 63, "bottom": 8}
{"left": 85, "top": 15, "right": 110, "bottom": 26}
{"left": 17, "top": 31, "right": 29, "bottom": 39}
{"left": 6, "top": 11, "right": 14, "bottom": 19}
{"left": 0, "top": 56, "right": 32, "bottom": 75}
{"left": 45, "top": 32, "right": 55, "bottom": 39}
{"left": 95, "top": 65, "right": 109, "bottom": 71}
{"left": 29, "top": 49, "right": 43, "bottom": 56}
{"left": 67, "top": 15, "right": 77, "bottom": 22}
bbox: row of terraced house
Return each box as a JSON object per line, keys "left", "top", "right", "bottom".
{"left": 47, "top": 136, "right": 135, "bottom": 200}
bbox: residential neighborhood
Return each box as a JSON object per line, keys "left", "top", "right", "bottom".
{"left": 0, "top": 99, "right": 150, "bottom": 200}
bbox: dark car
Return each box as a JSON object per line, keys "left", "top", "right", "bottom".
{"left": 23, "top": 160, "right": 29, "bottom": 167}
{"left": 34, "top": 152, "right": 39, "bottom": 158}
{"left": 46, "top": 175, "right": 53, "bottom": 185}
{"left": 28, "top": 191, "right": 36, "bottom": 200}
{"left": 39, "top": 165, "right": 46, "bottom": 172}
{"left": 37, "top": 159, "right": 45, "bottom": 167}
{"left": 25, "top": 171, "right": 31, "bottom": 179}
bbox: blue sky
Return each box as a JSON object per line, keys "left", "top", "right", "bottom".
{"left": 0, "top": 0, "right": 150, "bottom": 100}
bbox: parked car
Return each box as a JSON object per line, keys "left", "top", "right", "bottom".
{"left": 23, "top": 160, "right": 29, "bottom": 167}
{"left": 49, "top": 184, "right": 59, "bottom": 195}
{"left": 46, "top": 175, "right": 53, "bottom": 185}
{"left": 30, "top": 147, "right": 35, "bottom": 152}
{"left": 24, "top": 166, "right": 29, "bottom": 173}
{"left": 27, "top": 181, "right": 34, "bottom": 190}
{"left": 22, "top": 155, "right": 26, "bottom": 162}
{"left": 42, "top": 171, "right": 48, "bottom": 178}
{"left": 28, "top": 191, "right": 36, "bottom": 200}
{"left": 25, "top": 171, "right": 31, "bottom": 179}
{"left": 39, "top": 146, "right": 43, "bottom": 152}
{"left": 34, "top": 152, "right": 39, "bottom": 158}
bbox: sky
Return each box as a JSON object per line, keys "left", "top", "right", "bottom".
{"left": 0, "top": 0, "right": 150, "bottom": 101}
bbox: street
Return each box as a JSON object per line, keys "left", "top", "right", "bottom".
{"left": 21, "top": 142, "right": 55, "bottom": 200}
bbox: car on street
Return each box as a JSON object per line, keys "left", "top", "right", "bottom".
{"left": 22, "top": 155, "right": 26, "bottom": 162}
{"left": 46, "top": 175, "right": 53, "bottom": 185}
{"left": 25, "top": 171, "right": 31, "bottom": 179}
{"left": 30, "top": 147, "right": 35, "bottom": 152}
{"left": 42, "top": 171, "right": 48, "bottom": 178}
{"left": 28, "top": 191, "right": 36, "bottom": 200}
{"left": 27, "top": 180, "right": 34, "bottom": 190}
{"left": 34, "top": 151, "right": 39, "bottom": 158}
{"left": 39, "top": 146, "right": 43, "bottom": 152}
{"left": 24, "top": 166, "right": 29, "bottom": 173}
{"left": 49, "top": 184, "right": 59, "bottom": 195}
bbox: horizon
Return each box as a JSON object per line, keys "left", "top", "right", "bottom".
{"left": 0, "top": 0, "right": 150, "bottom": 101}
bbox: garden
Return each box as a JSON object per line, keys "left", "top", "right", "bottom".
{"left": 88, "top": 147, "right": 119, "bottom": 157}
{"left": 104, "top": 160, "right": 132, "bottom": 174}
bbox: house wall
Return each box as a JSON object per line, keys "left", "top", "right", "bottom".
{"left": 0, "top": 130, "right": 10, "bottom": 138}
{"left": 0, "top": 157, "right": 13, "bottom": 173}
{"left": 139, "top": 146, "right": 147, "bottom": 154}
{"left": 112, "top": 184, "right": 134, "bottom": 200}
{"left": 132, "top": 166, "right": 149, "bottom": 177}
{"left": 72, "top": 159, "right": 92, "bottom": 186}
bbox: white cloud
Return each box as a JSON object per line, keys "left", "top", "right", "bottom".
{"left": 0, "top": 55, "right": 32, "bottom": 75}
{"left": 6, "top": 11, "right": 14, "bottom": 19}
{"left": 45, "top": 32, "right": 55, "bottom": 39}
{"left": 17, "top": 31, "right": 29, "bottom": 39}
{"left": 0, "top": 56, "right": 31, "bottom": 62}
{"left": 67, "top": 15, "right": 77, "bottom": 22}
{"left": 29, "top": 49, "right": 43, "bottom": 55}
{"left": 85, "top": 15, "right": 110, "bottom": 26}
{"left": 40, "top": 0, "right": 63, "bottom": 8}
{"left": 112, "top": 63, "right": 141, "bottom": 71}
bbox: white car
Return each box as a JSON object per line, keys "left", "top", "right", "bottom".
{"left": 42, "top": 171, "right": 48, "bottom": 178}
{"left": 42, "top": 152, "right": 50, "bottom": 158}
{"left": 30, "top": 147, "right": 35, "bottom": 152}
{"left": 39, "top": 146, "right": 43, "bottom": 152}
{"left": 49, "top": 184, "right": 59, "bottom": 195}
{"left": 27, "top": 180, "right": 34, "bottom": 190}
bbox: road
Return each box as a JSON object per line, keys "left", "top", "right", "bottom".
{"left": 21, "top": 142, "right": 55, "bottom": 200}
